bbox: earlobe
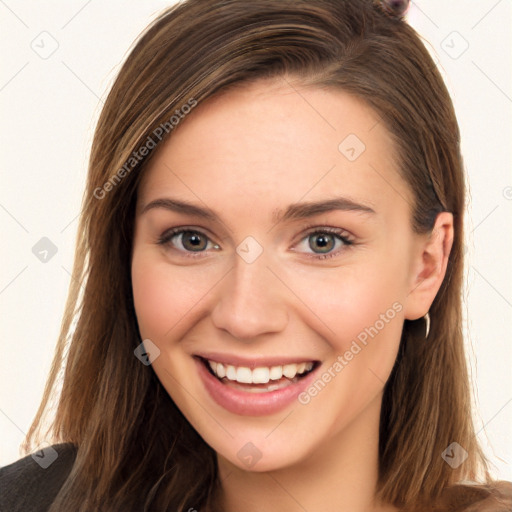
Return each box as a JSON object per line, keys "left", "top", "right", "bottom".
{"left": 404, "top": 212, "right": 454, "bottom": 321}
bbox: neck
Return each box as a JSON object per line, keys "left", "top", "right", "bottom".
{"left": 212, "top": 393, "right": 397, "bottom": 512}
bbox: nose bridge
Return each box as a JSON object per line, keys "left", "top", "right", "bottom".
{"left": 211, "top": 246, "right": 289, "bottom": 339}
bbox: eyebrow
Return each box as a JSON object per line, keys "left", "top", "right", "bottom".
{"left": 140, "top": 196, "right": 376, "bottom": 224}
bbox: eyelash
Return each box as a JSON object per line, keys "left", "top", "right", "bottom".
{"left": 292, "top": 224, "right": 355, "bottom": 260}
{"left": 156, "top": 224, "right": 355, "bottom": 261}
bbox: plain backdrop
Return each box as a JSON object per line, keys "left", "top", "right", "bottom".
{"left": 1, "top": 0, "right": 511, "bottom": 481}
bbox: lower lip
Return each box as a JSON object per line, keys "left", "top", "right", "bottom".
{"left": 195, "top": 357, "right": 319, "bottom": 416}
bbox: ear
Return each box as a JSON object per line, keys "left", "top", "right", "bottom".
{"left": 403, "top": 212, "right": 454, "bottom": 320}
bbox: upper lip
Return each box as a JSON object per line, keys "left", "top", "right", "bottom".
{"left": 195, "top": 352, "right": 319, "bottom": 369}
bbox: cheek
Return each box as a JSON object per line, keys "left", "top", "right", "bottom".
{"left": 294, "top": 270, "right": 404, "bottom": 433}
{"left": 293, "top": 258, "right": 405, "bottom": 349}
{"left": 131, "top": 250, "right": 205, "bottom": 340}
{"left": 293, "top": 253, "right": 406, "bottom": 405}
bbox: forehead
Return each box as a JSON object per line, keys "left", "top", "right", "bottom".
{"left": 137, "top": 78, "right": 412, "bottom": 225}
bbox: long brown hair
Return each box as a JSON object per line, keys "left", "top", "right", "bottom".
{"left": 23, "top": 0, "right": 493, "bottom": 509}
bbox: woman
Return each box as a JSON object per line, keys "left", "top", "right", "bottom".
{"left": 1, "top": 0, "right": 510, "bottom": 510}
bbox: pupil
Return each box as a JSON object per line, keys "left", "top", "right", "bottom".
{"left": 311, "top": 233, "right": 333, "bottom": 253}
{"left": 184, "top": 231, "right": 206, "bottom": 251}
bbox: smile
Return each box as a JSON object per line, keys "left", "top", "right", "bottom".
{"left": 207, "top": 358, "right": 315, "bottom": 385}
{"left": 195, "top": 355, "right": 320, "bottom": 415}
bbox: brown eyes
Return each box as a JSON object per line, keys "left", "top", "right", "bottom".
{"left": 167, "top": 230, "right": 209, "bottom": 252}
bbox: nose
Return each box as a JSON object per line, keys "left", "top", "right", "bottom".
{"left": 210, "top": 253, "right": 289, "bottom": 341}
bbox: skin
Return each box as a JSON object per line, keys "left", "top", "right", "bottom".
{"left": 131, "top": 77, "right": 453, "bottom": 512}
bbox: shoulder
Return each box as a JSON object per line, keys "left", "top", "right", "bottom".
{"left": 429, "top": 481, "right": 512, "bottom": 512}
{"left": 0, "top": 442, "right": 77, "bottom": 512}
{"left": 465, "top": 481, "right": 512, "bottom": 511}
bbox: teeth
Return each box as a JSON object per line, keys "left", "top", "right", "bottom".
{"left": 236, "top": 367, "right": 252, "bottom": 384}
{"left": 269, "top": 366, "right": 282, "bottom": 380}
{"left": 207, "top": 359, "right": 314, "bottom": 385}
{"left": 226, "top": 365, "right": 237, "bottom": 380}
{"left": 216, "top": 362, "right": 226, "bottom": 378}
{"left": 252, "top": 367, "right": 270, "bottom": 384}
{"left": 283, "top": 364, "right": 297, "bottom": 378}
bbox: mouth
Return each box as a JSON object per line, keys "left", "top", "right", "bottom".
{"left": 199, "top": 356, "right": 318, "bottom": 392}
{"left": 194, "top": 355, "right": 321, "bottom": 415}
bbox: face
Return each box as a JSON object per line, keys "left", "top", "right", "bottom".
{"left": 131, "top": 78, "right": 426, "bottom": 472}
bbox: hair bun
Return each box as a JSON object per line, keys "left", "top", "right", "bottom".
{"left": 380, "top": 0, "right": 410, "bottom": 18}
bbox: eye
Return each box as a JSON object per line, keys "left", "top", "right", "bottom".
{"left": 157, "top": 225, "right": 354, "bottom": 261}
{"left": 294, "top": 226, "right": 354, "bottom": 260}
{"left": 157, "top": 228, "right": 219, "bottom": 258}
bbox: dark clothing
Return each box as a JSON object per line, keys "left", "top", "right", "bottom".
{"left": 0, "top": 443, "right": 77, "bottom": 512}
